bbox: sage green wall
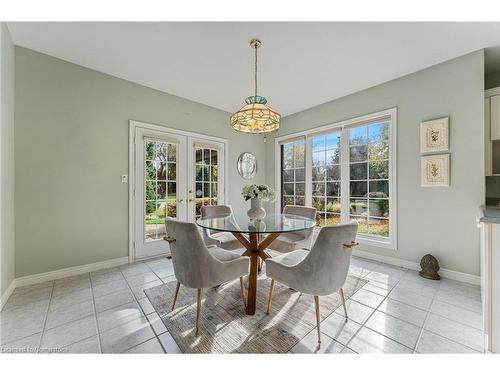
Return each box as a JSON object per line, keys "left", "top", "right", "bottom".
{"left": 15, "top": 47, "right": 265, "bottom": 277}
{"left": 1, "top": 23, "right": 15, "bottom": 297}
{"left": 265, "top": 50, "right": 485, "bottom": 276}
{"left": 13, "top": 46, "right": 486, "bottom": 278}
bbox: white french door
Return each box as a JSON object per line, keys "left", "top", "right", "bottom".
{"left": 130, "top": 121, "right": 226, "bottom": 260}
{"left": 186, "top": 137, "right": 225, "bottom": 222}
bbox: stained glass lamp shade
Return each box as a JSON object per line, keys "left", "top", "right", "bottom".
{"left": 230, "top": 39, "right": 281, "bottom": 134}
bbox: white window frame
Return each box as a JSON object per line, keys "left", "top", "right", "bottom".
{"left": 275, "top": 108, "right": 397, "bottom": 250}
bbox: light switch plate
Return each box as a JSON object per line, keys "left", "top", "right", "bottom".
{"left": 121, "top": 174, "right": 128, "bottom": 183}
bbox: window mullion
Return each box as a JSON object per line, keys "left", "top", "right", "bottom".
{"left": 305, "top": 135, "right": 312, "bottom": 207}
{"left": 340, "top": 126, "right": 350, "bottom": 223}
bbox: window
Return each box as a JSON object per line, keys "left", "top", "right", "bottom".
{"left": 194, "top": 146, "right": 219, "bottom": 219}
{"left": 280, "top": 139, "right": 305, "bottom": 209}
{"left": 311, "top": 132, "right": 341, "bottom": 226}
{"left": 276, "top": 109, "right": 396, "bottom": 248}
{"left": 349, "top": 122, "right": 390, "bottom": 237}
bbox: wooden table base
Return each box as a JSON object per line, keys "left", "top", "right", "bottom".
{"left": 232, "top": 232, "right": 280, "bottom": 315}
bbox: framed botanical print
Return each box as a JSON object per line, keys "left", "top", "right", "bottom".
{"left": 421, "top": 154, "right": 450, "bottom": 187}
{"left": 420, "top": 117, "right": 449, "bottom": 153}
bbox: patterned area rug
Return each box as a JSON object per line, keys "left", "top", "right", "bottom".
{"left": 145, "top": 272, "right": 367, "bottom": 353}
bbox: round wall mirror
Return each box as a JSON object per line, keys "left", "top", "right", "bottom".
{"left": 237, "top": 152, "right": 257, "bottom": 180}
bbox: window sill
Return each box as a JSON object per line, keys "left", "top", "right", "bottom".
{"left": 357, "top": 235, "right": 396, "bottom": 250}
{"left": 313, "top": 227, "right": 396, "bottom": 250}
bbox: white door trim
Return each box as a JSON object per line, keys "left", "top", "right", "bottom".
{"left": 128, "top": 120, "right": 228, "bottom": 263}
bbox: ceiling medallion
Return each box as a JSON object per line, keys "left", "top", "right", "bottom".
{"left": 230, "top": 39, "right": 281, "bottom": 134}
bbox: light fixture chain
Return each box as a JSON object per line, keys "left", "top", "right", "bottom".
{"left": 254, "top": 43, "right": 258, "bottom": 100}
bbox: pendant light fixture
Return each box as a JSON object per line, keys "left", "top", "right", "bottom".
{"left": 230, "top": 39, "right": 280, "bottom": 134}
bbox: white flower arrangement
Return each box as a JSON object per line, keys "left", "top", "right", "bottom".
{"left": 242, "top": 184, "right": 276, "bottom": 202}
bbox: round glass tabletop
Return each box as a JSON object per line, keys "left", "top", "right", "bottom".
{"left": 196, "top": 213, "right": 316, "bottom": 234}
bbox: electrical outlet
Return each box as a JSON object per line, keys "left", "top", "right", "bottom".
{"left": 121, "top": 174, "right": 128, "bottom": 183}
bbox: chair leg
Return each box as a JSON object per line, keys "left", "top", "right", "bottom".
{"left": 339, "top": 288, "right": 348, "bottom": 322}
{"left": 195, "top": 288, "right": 202, "bottom": 336}
{"left": 171, "top": 281, "right": 181, "bottom": 311}
{"left": 314, "top": 295, "right": 321, "bottom": 344}
{"left": 267, "top": 279, "right": 275, "bottom": 314}
{"left": 239, "top": 276, "right": 246, "bottom": 309}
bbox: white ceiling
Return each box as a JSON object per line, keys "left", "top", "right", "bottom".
{"left": 7, "top": 22, "right": 500, "bottom": 116}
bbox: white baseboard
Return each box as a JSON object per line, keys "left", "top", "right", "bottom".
{"left": 0, "top": 280, "right": 16, "bottom": 311}
{"left": 14, "top": 257, "right": 130, "bottom": 288}
{"left": 353, "top": 249, "right": 481, "bottom": 286}
{"left": 438, "top": 268, "right": 481, "bottom": 286}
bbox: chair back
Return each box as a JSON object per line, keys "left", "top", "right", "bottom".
{"left": 200, "top": 205, "right": 233, "bottom": 239}
{"left": 201, "top": 205, "right": 232, "bottom": 218}
{"left": 283, "top": 205, "right": 317, "bottom": 239}
{"left": 300, "top": 222, "right": 358, "bottom": 295}
{"left": 165, "top": 217, "right": 216, "bottom": 288}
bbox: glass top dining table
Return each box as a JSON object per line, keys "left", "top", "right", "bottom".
{"left": 196, "top": 213, "right": 316, "bottom": 234}
{"left": 195, "top": 213, "right": 316, "bottom": 315}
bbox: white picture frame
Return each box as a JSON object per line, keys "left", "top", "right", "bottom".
{"left": 420, "top": 117, "right": 449, "bottom": 153}
{"left": 421, "top": 154, "right": 450, "bottom": 187}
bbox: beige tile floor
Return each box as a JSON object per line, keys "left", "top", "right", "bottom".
{"left": 0, "top": 256, "right": 485, "bottom": 354}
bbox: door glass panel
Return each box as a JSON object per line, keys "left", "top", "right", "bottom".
{"left": 144, "top": 140, "right": 177, "bottom": 242}
{"left": 194, "top": 146, "right": 219, "bottom": 219}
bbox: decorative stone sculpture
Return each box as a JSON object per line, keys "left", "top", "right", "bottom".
{"left": 419, "top": 254, "right": 440, "bottom": 280}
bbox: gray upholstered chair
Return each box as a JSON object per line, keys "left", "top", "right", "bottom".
{"left": 200, "top": 205, "right": 243, "bottom": 250}
{"left": 267, "top": 205, "right": 317, "bottom": 252}
{"left": 164, "top": 217, "right": 250, "bottom": 335}
{"left": 265, "top": 222, "right": 358, "bottom": 344}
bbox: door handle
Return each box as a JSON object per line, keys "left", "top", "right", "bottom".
{"left": 178, "top": 198, "right": 184, "bottom": 203}
{"left": 188, "top": 198, "right": 194, "bottom": 202}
